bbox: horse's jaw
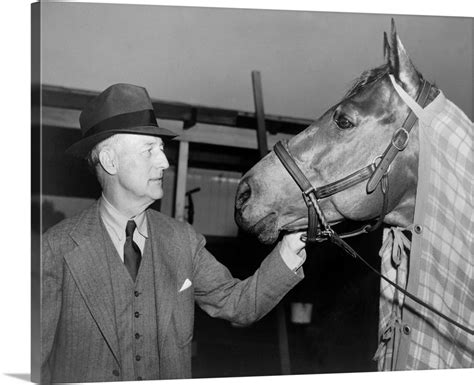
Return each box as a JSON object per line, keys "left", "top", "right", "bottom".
{"left": 236, "top": 211, "right": 307, "bottom": 245}
{"left": 246, "top": 212, "right": 280, "bottom": 244}
{"left": 383, "top": 193, "right": 417, "bottom": 228}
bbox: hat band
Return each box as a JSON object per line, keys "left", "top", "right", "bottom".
{"left": 85, "top": 109, "right": 158, "bottom": 138}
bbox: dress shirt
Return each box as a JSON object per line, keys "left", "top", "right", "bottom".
{"left": 99, "top": 195, "right": 148, "bottom": 262}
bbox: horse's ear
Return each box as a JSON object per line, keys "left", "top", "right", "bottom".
{"left": 387, "top": 19, "right": 421, "bottom": 98}
{"left": 383, "top": 32, "right": 391, "bottom": 62}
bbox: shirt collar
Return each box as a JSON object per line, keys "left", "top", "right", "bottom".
{"left": 99, "top": 194, "right": 149, "bottom": 241}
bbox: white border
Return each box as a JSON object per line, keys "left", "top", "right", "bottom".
{"left": 38, "top": 0, "right": 474, "bottom": 17}
{"left": 0, "top": 1, "right": 472, "bottom": 385}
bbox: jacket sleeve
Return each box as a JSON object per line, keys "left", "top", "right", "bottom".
{"left": 188, "top": 227, "right": 303, "bottom": 325}
{"left": 41, "top": 234, "right": 64, "bottom": 384}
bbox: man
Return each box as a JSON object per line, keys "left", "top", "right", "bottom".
{"left": 41, "top": 83, "right": 306, "bottom": 383}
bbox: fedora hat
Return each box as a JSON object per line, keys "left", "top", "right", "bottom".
{"left": 66, "top": 83, "right": 178, "bottom": 157}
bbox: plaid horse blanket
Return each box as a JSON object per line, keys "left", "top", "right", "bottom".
{"left": 375, "top": 77, "right": 473, "bottom": 370}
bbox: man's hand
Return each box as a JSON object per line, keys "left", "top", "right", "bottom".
{"left": 279, "top": 232, "right": 307, "bottom": 272}
{"left": 281, "top": 232, "right": 306, "bottom": 255}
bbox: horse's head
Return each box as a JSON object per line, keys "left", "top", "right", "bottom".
{"left": 235, "top": 21, "right": 435, "bottom": 244}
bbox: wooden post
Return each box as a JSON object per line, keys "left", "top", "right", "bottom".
{"left": 251, "top": 71, "right": 269, "bottom": 158}
{"left": 174, "top": 140, "right": 189, "bottom": 222}
{"left": 252, "top": 70, "right": 291, "bottom": 375}
{"left": 277, "top": 306, "right": 291, "bottom": 375}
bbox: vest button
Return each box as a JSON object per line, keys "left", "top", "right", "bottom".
{"left": 134, "top": 291, "right": 140, "bottom": 297}
{"left": 136, "top": 355, "right": 141, "bottom": 361}
{"left": 112, "top": 369, "right": 120, "bottom": 377}
{"left": 135, "top": 311, "right": 140, "bottom": 318}
{"left": 135, "top": 333, "right": 141, "bottom": 339}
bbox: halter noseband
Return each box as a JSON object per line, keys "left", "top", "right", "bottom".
{"left": 274, "top": 76, "right": 432, "bottom": 242}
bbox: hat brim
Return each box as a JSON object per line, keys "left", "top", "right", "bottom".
{"left": 65, "top": 125, "right": 178, "bottom": 158}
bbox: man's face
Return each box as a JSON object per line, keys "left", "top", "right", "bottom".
{"left": 112, "top": 134, "right": 169, "bottom": 206}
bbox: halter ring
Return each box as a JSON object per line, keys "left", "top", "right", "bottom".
{"left": 372, "top": 155, "right": 392, "bottom": 176}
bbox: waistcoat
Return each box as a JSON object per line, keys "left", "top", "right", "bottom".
{"left": 103, "top": 223, "right": 160, "bottom": 381}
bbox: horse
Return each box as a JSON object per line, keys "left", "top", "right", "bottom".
{"left": 234, "top": 20, "right": 473, "bottom": 370}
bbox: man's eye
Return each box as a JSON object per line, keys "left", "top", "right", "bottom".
{"left": 335, "top": 116, "right": 354, "bottom": 130}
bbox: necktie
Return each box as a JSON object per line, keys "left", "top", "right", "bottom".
{"left": 124, "top": 220, "right": 142, "bottom": 281}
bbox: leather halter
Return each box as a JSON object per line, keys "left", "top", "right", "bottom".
{"left": 274, "top": 76, "right": 432, "bottom": 242}
{"left": 367, "top": 78, "right": 432, "bottom": 193}
{"left": 274, "top": 141, "right": 382, "bottom": 242}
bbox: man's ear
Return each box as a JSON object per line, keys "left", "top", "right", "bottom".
{"left": 98, "top": 147, "right": 118, "bottom": 175}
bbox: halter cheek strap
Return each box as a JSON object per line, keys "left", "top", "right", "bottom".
{"left": 366, "top": 75, "right": 432, "bottom": 193}
{"left": 273, "top": 141, "right": 322, "bottom": 242}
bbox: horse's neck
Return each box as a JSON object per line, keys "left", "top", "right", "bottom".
{"left": 383, "top": 82, "right": 440, "bottom": 229}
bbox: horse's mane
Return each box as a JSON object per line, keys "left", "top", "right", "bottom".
{"left": 344, "top": 63, "right": 436, "bottom": 103}
{"left": 344, "top": 64, "right": 390, "bottom": 99}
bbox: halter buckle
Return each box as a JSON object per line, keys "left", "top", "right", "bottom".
{"left": 392, "top": 127, "right": 410, "bottom": 151}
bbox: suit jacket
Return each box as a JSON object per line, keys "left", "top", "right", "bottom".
{"left": 41, "top": 202, "right": 303, "bottom": 383}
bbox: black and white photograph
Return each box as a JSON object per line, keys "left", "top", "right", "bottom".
{"left": 3, "top": 1, "right": 474, "bottom": 384}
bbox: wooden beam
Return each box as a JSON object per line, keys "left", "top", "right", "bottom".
{"left": 42, "top": 84, "right": 313, "bottom": 135}
{"left": 41, "top": 106, "right": 293, "bottom": 150}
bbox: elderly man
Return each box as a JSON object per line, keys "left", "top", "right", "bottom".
{"left": 41, "top": 83, "right": 306, "bottom": 383}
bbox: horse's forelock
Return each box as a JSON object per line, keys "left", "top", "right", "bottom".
{"left": 344, "top": 64, "right": 390, "bottom": 100}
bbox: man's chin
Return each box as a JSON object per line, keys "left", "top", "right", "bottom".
{"left": 148, "top": 187, "right": 164, "bottom": 201}
{"left": 149, "top": 194, "right": 163, "bottom": 202}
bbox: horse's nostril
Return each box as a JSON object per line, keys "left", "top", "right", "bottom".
{"left": 235, "top": 180, "right": 251, "bottom": 210}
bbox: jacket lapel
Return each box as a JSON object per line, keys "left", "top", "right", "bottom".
{"left": 64, "top": 202, "right": 121, "bottom": 367}
{"left": 148, "top": 212, "right": 181, "bottom": 352}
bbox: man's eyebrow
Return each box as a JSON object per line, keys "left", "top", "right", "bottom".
{"left": 142, "top": 140, "right": 158, "bottom": 146}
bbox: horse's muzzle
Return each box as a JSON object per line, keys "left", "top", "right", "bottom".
{"left": 235, "top": 178, "right": 251, "bottom": 211}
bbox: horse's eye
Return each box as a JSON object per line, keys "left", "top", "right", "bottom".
{"left": 335, "top": 116, "right": 354, "bottom": 130}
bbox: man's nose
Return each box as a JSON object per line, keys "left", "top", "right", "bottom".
{"left": 155, "top": 150, "right": 169, "bottom": 169}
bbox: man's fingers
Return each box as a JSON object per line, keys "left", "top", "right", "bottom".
{"left": 283, "top": 231, "right": 306, "bottom": 252}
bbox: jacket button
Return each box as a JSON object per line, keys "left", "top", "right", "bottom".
{"left": 136, "top": 355, "right": 141, "bottom": 361}
{"left": 135, "top": 311, "right": 140, "bottom": 318}
{"left": 414, "top": 224, "right": 423, "bottom": 234}
{"left": 112, "top": 369, "right": 120, "bottom": 377}
{"left": 137, "top": 376, "right": 143, "bottom": 380}
{"left": 134, "top": 291, "right": 140, "bottom": 297}
{"left": 135, "top": 333, "right": 141, "bottom": 339}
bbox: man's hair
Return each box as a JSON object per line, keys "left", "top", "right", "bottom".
{"left": 85, "top": 134, "right": 120, "bottom": 179}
